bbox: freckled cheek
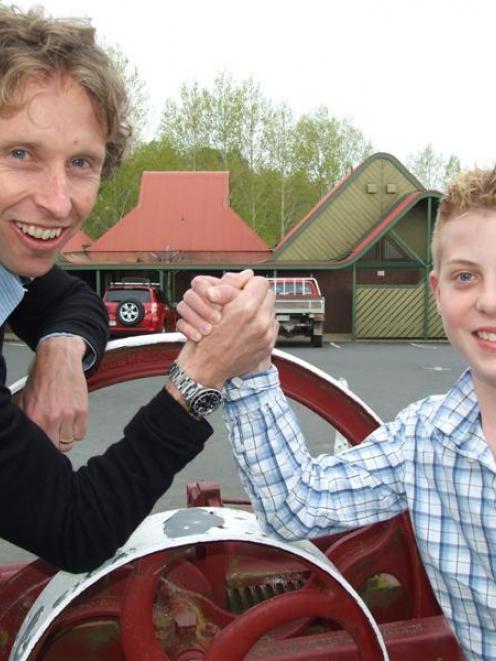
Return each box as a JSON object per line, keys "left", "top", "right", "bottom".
{"left": 76, "top": 185, "right": 100, "bottom": 217}
{"left": 0, "top": 174, "right": 36, "bottom": 206}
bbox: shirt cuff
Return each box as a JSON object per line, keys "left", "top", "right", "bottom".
{"left": 37, "top": 333, "right": 97, "bottom": 371}
{"left": 223, "top": 365, "right": 280, "bottom": 403}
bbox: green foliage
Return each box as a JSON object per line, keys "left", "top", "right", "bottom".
{"left": 103, "top": 43, "right": 150, "bottom": 150}
{"left": 406, "top": 144, "right": 463, "bottom": 191}
{"left": 87, "top": 71, "right": 375, "bottom": 245}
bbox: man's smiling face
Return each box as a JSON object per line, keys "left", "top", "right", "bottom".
{"left": 0, "top": 73, "right": 106, "bottom": 278}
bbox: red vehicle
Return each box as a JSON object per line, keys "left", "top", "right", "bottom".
{"left": 103, "top": 280, "right": 176, "bottom": 335}
{"left": 1, "top": 337, "right": 463, "bottom": 660}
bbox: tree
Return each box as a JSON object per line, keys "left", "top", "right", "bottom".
{"left": 104, "top": 44, "right": 150, "bottom": 150}
{"left": 205, "top": 72, "right": 245, "bottom": 169}
{"left": 100, "top": 71, "right": 375, "bottom": 244}
{"left": 407, "top": 144, "right": 462, "bottom": 190}
{"left": 263, "top": 103, "right": 296, "bottom": 239}
{"left": 444, "top": 155, "right": 462, "bottom": 186}
{"left": 232, "top": 78, "right": 269, "bottom": 230}
{"left": 159, "top": 82, "right": 211, "bottom": 170}
{"left": 338, "top": 118, "right": 373, "bottom": 173}
{"left": 292, "top": 107, "right": 372, "bottom": 199}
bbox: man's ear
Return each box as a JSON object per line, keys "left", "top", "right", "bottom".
{"left": 429, "top": 270, "right": 441, "bottom": 312}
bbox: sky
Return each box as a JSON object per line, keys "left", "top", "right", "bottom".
{"left": 13, "top": 0, "right": 496, "bottom": 169}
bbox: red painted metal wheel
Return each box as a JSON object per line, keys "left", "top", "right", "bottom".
{"left": 118, "top": 546, "right": 386, "bottom": 661}
{"left": 4, "top": 336, "right": 394, "bottom": 660}
{"left": 86, "top": 336, "right": 380, "bottom": 444}
{"left": 83, "top": 331, "right": 384, "bottom": 659}
{"left": 92, "top": 338, "right": 388, "bottom": 659}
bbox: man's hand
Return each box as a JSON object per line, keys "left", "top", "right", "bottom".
{"left": 174, "top": 276, "right": 278, "bottom": 391}
{"left": 13, "top": 336, "right": 88, "bottom": 452}
{"left": 176, "top": 269, "right": 253, "bottom": 341}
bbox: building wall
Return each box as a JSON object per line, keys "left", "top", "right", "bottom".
{"left": 357, "top": 268, "right": 421, "bottom": 286}
{"left": 355, "top": 280, "right": 445, "bottom": 339}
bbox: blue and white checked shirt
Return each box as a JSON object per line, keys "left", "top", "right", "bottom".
{"left": 223, "top": 366, "right": 496, "bottom": 660}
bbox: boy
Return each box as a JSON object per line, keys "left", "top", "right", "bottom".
{"left": 179, "top": 168, "right": 496, "bottom": 660}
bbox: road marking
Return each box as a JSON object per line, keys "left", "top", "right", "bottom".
{"left": 330, "top": 342, "right": 342, "bottom": 349}
{"left": 410, "top": 343, "right": 438, "bottom": 349}
{"left": 423, "top": 366, "right": 452, "bottom": 371}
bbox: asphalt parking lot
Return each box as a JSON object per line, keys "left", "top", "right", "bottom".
{"left": 2, "top": 337, "right": 466, "bottom": 564}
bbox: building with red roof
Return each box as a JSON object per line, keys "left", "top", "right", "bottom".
{"left": 62, "top": 154, "right": 443, "bottom": 339}
{"left": 67, "top": 171, "right": 269, "bottom": 263}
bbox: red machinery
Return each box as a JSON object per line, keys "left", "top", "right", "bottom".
{"left": 0, "top": 335, "right": 464, "bottom": 660}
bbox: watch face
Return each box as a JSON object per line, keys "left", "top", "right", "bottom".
{"left": 191, "top": 389, "right": 223, "bottom": 415}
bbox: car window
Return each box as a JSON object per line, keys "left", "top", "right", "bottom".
{"left": 105, "top": 289, "right": 151, "bottom": 303}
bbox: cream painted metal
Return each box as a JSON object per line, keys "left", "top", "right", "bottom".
{"left": 8, "top": 334, "right": 385, "bottom": 659}
{"left": 10, "top": 507, "right": 388, "bottom": 661}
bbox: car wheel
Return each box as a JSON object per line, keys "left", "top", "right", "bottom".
{"left": 116, "top": 300, "right": 145, "bottom": 327}
{"left": 311, "top": 333, "right": 323, "bottom": 347}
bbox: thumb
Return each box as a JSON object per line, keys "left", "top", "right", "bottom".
{"left": 208, "top": 283, "right": 242, "bottom": 304}
{"left": 221, "top": 269, "right": 254, "bottom": 289}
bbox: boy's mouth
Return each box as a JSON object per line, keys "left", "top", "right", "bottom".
{"left": 475, "top": 330, "right": 496, "bottom": 342}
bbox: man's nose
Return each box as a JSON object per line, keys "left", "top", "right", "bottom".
{"left": 33, "top": 168, "right": 72, "bottom": 219}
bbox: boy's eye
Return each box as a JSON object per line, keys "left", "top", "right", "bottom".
{"left": 456, "top": 271, "right": 474, "bottom": 283}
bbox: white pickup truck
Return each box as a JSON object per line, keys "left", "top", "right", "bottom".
{"left": 268, "top": 277, "right": 325, "bottom": 347}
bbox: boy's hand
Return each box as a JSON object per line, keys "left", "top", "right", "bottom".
{"left": 13, "top": 336, "right": 88, "bottom": 452}
{"left": 176, "top": 269, "right": 254, "bottom": 341}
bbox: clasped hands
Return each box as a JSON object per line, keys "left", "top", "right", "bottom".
{"left": 174, "top": 270, "right": 278, "bottom": 387}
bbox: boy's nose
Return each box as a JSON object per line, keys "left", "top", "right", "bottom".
{"left": 476, "top": 281, "right": 496, "bottom": 315}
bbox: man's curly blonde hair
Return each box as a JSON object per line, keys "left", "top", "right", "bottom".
{"left": 432, "top": 167, "right": 496, "bottom": 269}
{"left": 0, "top": 5, "right": 131, "bottom": 179}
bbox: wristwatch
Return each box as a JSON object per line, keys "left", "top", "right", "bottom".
{"left": 168, "top": 361, "right": 223, "bottom": 416}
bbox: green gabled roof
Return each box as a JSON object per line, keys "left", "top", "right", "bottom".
{"left": 274, "top": 152, "right": 426, "bottom": 262}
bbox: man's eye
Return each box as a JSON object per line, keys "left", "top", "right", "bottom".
{"left": 71, "top": 158, "right": 90, "bottom": 169}
{"left": 11, "top": 148, "right": 28, "bottom": 160}
{"left": 456, "top": 272, "right": 473, "bottom": 282}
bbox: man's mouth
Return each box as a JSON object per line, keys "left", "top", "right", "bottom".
{"left": 15, "top": 222, "right": 63, "bottom": 241}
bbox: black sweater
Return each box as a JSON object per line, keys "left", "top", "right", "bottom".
{"left": 1, "top": 267, "right": 211, "bottom": 572}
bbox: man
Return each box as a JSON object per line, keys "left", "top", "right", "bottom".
{"left": 180, "top": 168, "right": 496, "bottom": 660}
{"left": 0, "top": 19, "right": 112, "bottom": 451}
{"left": 0, "top": 5, "right": 277, "bottom": 573}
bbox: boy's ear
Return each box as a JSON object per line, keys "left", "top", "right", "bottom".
{"left": 429, "top": 270, "right": 441, "bottom": 311}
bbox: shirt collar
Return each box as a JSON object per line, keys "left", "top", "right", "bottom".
{"left": 432, "top": 368, "right": 488, "bottom": 451}
{"left": 0, "top": 264, "right": 26, "bottom": 325}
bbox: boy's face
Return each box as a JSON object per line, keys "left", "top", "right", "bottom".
{"left": 0, "top": 73, "right": 106, "bottom": 278}
{"left": 430, "top": 210, "right": 496, "bottom": 391}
